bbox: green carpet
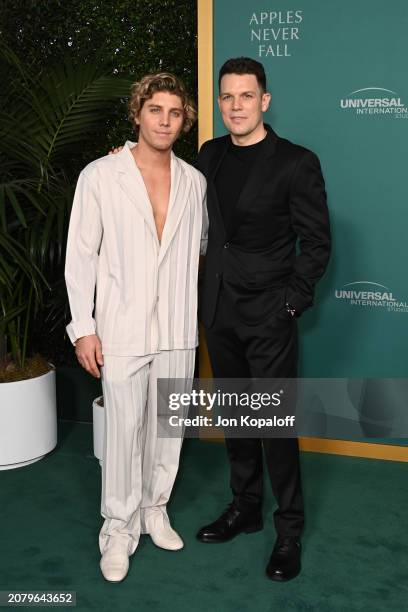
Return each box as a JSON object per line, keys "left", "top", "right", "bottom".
{"left": 1, "top": 421, "right": 408, "bottom": 611}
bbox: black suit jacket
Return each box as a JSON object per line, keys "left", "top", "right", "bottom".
{"left": 196, "top": 124, "right": 331, "bottom": 328}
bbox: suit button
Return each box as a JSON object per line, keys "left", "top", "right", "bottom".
{"left": 215, "top": 272, "right": 220, "bottom": 278}
{"left": 224, "top": 242, "right": 230, "bottom": 249}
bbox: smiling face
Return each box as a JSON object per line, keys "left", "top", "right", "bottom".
{"left": 136, "top": 90, "right": 185, "bottom": 152}
{"left": 218, "top": 73, "right": 271, "bottom": 143}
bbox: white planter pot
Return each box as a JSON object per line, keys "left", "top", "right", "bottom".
{"left": 0, "top": 368, "right": 57, "bottom": 470}
{"left": 92, "top": 396, "right": 104, "bottom": 466}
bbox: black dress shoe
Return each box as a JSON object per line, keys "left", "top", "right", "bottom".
{"left": 196, "top": 503, "right": 263, "bottom": 543}
{"left": 266, "top": 536, "right": 301, "bottom": 581}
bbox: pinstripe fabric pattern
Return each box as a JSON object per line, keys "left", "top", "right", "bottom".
{"left": 98, "top": 348, "right": 195, "bottom": 556}
{"left": 65, "top": 141, "right": 208, "bottom": 356}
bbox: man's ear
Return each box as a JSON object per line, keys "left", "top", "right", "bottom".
{"left": 262, "top": 92, "right": 271, "bottom": 112}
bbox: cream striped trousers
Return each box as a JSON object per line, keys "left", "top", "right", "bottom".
{"left": 98, "top": 348, "right": 195, "bottom": 555}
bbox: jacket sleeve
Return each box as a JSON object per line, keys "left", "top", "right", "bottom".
{"left": 200, "top": 174, "right": 209, "bottom": 256}
{"left": 64, "top": 169, "right": 103, "bottom": 345}
{"left": 195, "top": 140, "right": 211, "bottom": 175}
{"left": 286, "top": 151, "right": 331, "bottom": 315}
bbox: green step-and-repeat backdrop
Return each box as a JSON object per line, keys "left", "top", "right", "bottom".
{"left": 212, "top": 0, "right": 408, "bottom": 443}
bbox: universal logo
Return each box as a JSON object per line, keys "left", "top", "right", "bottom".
{"left": 335, "top": 282, "right": 408, "bottom": 313}
{"left": 340, "top": 88, "right": 408, "bottom": 119}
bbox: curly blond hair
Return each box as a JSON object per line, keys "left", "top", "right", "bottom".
{"left": 128, "top": 72, "right": 197, "bottom": 135}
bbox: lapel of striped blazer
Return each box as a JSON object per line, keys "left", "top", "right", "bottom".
{"left": 158, "top": 153, "right": 192, "bottom": 266}
{"left": 115, "top": 141, "right": 160, "bottom": 249}
{"left": 115, "top": 142, "right": 192, "bottom": 265}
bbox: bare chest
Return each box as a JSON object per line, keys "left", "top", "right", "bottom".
{"left": 140, "top": 170, "right": 171, "bottom": 243}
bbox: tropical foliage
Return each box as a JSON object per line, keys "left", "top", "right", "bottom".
{"left": 0, "top": 0, "right": 197, "bottom": 373}
{"left": 0, "top": 42, "right": 132, "bottom": 370}
{"left": 0, "top": 0, "right": 198, "bottom": 163}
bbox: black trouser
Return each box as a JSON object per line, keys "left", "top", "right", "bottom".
{"left": 204, "top": 285, "right": 304, "bottom": 537}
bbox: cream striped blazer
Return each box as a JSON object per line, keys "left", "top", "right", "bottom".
{"left": 65, "top": 141, "right": 208, "bottom": 356}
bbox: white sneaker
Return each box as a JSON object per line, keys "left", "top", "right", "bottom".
{"left": 144, "top": 507, "right": 184, "bottom": 551}
{"left": 100, "top": 536, "right": 131, "bottom": 582}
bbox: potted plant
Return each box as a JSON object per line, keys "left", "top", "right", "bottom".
{"left": 0, "top": 229, "right": 56, "bottom": 469}
{"left": 0, "top": 43, "right": 131, "bottom": 469}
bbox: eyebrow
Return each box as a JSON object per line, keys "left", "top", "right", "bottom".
{"left": 146, "top": 102, "right": 183, "bottom": 111}
{"left": 220, "top": 91, "right": 256, "bottom": 96}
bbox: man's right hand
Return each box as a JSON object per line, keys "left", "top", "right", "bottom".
{"left": 108, "top": 146, "right": 123, "bottom": 155}
{"left": 75, "top": 334, "right": 104, "bottom": 378}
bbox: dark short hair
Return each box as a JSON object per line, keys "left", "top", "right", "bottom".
{"left": 218, "top": 57, "right": 267, "bottom": 92}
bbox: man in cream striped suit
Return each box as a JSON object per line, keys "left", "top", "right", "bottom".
{"left": 65, "top": 73, "right": 208, "bottom": 583}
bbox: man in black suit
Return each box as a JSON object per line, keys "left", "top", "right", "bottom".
{"left": 196, "top": 57, "right": 331, "bottom": 581}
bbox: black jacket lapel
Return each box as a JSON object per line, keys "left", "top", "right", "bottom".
{"left": 208, "top": 137, "right": 229, "bottom": 236}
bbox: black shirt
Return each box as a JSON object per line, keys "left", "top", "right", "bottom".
{"left": 215, "top": 136, "right": 265, "bottom": 228}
